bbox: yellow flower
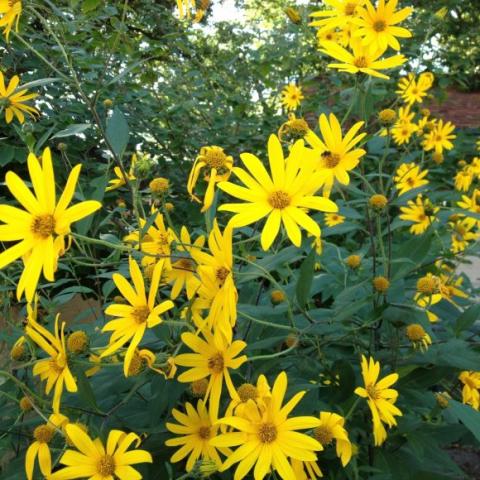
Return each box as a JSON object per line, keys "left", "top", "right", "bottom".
{"left": 271, "top": 289, "right": 286, "bottom": 305}
{"left": 174, "top": 328, "right": 247, "bottom": 419}
{"left": 305, "top": 112, "right": 366, "bottom": 197}
{"left": 66, "top": 330, "right": 89, "bottom": 354}
{"left": 325, "top": 212, "right": 345, "bottom": 227}
{"left": 396, "top": 72, "right": 434, "bottom": 105}
{"left": 399, "top": 194, "right": 439, "bottom": 234}
{"left": 454, "top": 168, "right": 474, "bottom": 192}
{"left": 211, "top": 371, "right": 323, "bottom": 480}
{"left": 105, "top": 154, "right": 136, "bottom": 192}
{"left": 310, "top": 0, "right": 366, "bottom": 32}
{"left": 25, "top": 413, "right": 66, "bottom": 480}
{"left": 373, "top": 276, "right": 390, "bottom": 293}
{"left": 449, "top": 218, "right": 478, "bottom": 253}
{"left": 0, "top": 147, "right": 101, "bottom": 301}
{"left": 190, "top": 221, "right": 237, "bottom": 340}
{"left": 10, "top": 335, "right": 26, "bottom": 360}
{"left": 277, "top": 113, "right": 310, "bottom": 142}
{"left": 346, "top": 254, "right": 361, "bottom": 269}
{"left": 0, "top": 72, "right": 38, "bottom": 123}
{"left": 26, "top": 314, "right": 77, "bottom": 413}
{"left": 369, "top": 193, "right": 388, "bottom": 210}
{"left": 393, "top": 163, "right": 428, "bottom": 196}
{"left": 437, "top": 262, "right": 469, "bottom": 305}
{"left": 0, "top": 0, "right": 21, "bottom": 40}
{"left": 405, "top": 323, "right": 432, "bottom": 351}
{"left": 416, "top": 272, "right": 441, "bottom": 296}
{"left": 355, "top": 355, "right": 402, "bottom": 446}
{"left": 50, "top": 423, "right": 152, "bottom": 479}
{"left": 284, "top": 7, "right": 301, "bottom": 24}
{"left": 225, "top": 374, "right": 272, "bottom": 418}
{"left": 218, "top": 134, "right": 337, "bottom": 250}
{"left": 391, "top": 121, "right": 417, "bottom": 145}
{"left": 187, "top": 146, "right": 234, "bottom": 212}
{"left": 167, "top": 226, "right": 205, "bottom": 300}
{"left": 280, "top": 83, "right": 304, "bottom": 111}
{"left": 423, "top": 119, "right": 456, "bottom": 154}
{"left": 101, "top": 257, "right": 174, "bottom": 376}
{"left": 320, "top": 38, "right": 405, "bottom": 80}
{"left": 459, "top": 371, "right": 480, "bottom": 410}
{"left": 291, "top": 459, "right": 323, "bottom": 480}
{"left": 313, "top": 412, "right": 352, "bottom": 466}
{"left": 149, "top": 176, "right": 169, "bottom": 194}
{"left": 165, "top": 399, "right": 229, "bottom": 472}
{"left": 176, "top": 0, "right": 196, "bottom": 19}
{"left": 316, "top": 27, "right": 340, "bottom": 45}
{"left": 352, "top": 0, "right": 413, "bottom": 53}
{"left": 378, "top": 108, "right": 396, "bottom": 124}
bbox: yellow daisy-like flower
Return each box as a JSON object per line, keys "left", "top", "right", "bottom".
{"left": 393, "top": 163, "right": 429, "bottom": 196}
{"left": 399, "top": 194, "right": 439, "bottom": 235}
{"left": 457, "top": 189, "right": 480, "bottom": 226}
{"left": 25, "top": 413, "right": 67, "bottom": 480}
{"left": 0, "top": 72, "right": 38, "bottom": 124}
{"left": 423, "top": 119, "right": 456, "bottom": 154}
{"left": 305, "top": 113, "right": 366, "bottom": 197}
{"left": 391, "top": 121, "right": 417, "bottom": 145}
{"left": 352, "top": 0, "right": 412, "bottom": 53}
{"left": 459, "top": 371, "right": 480, "bottom": 411}
{"left": 316, "top": 27, "right": 341, "bottom": 46}
{"left": 354, "top": 355, "right": 402, "bottom": 446}
{"left": 309, "top": 0, "right": 365, "bottom": 32}
{"left": 405, "top": 323, "right": 432, "bottom": 351}
{"left": 101, "top": 257, "right": 174, "bottom": 377}
{"left": 50, "top": 423, "right": 152, "bottom": 480}
{"left": 218, "top": 134, "right": 337, "bottom": 250}
{"left": 396, "top": 72, "right": 434, "bottom": 105}
{"left": 225, "top": 375, "right": 272, "bottom": 418}
{"left": 277, "top": 113, "right": 310, "bottom": 143}
{"left": 175, "top": 328, "right": 247, "bottom": 419}
{"left": 167, "top": 226, "right": 205, "bottom": 300}
{"left": 449, "top": 218, "right": 478, "bottom": 253}
{"left": 105, "top": 153, "right": 136, "bottom": 191}
{"left": 454, "top": 168, "right": 474, "bottom": 192}
{"left": 291, "top": 459, "right": 323, "bottom": 480}
{"left": 187, "top": 146, "right": 234, "bottom": 212}
{"left": 165, "top": 399, "right": 229, "bottom": 472}
{"left": 26, "top": 314, "right": 77, "bottom": 413}
{"left": 191, "top": 221, "right": 237, "bottom": 340}
{"left": 280, "top": 83, "right": 304, "bottom": 111}
{"left": 325, "top": 212, "right": 346, "bottom": 227}
{"left": 320, "top": 38, "right": 405, "bottom": 80}
{"left": 0, "top": 147, "right": 101, "bottom": 301}
{"left": 313, "top": 411, "right": 352, "bottom": 466}
{"left": 211, "top": 371, "right": 323, "bottom": 480}
{"left": 0, "top": 0, "right": 21, "bottom": 40}
{"left": 437, "top": 262, "right": 469, "bottom": 306}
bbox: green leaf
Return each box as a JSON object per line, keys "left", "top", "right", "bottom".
{"left": 18, "top": 77, "right": 62, "bottom": 90}
{"left": 296, "top": 249, "right": 315, "bottom": 307}
{"left": 82, "top": 0, "right": 101, "bottom": 13}
{"left": 51, "top": 123, "right": 91, "bottom": 139}
{"left": 449, "top": 399, "right": 480, "bottom": 443}
{"left": 455, "top": 304, "right": 480, "bottom": 336}
{"left": 74, "top": 369, "right": 99, "bottom": 411}
{"left": 106, "top": 107, "right": 129, "bottom": 158}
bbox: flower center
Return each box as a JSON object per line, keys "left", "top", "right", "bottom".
{"left": 406, "top": 324, "right": 426, "bottom": 341}
{"left": 190, "top": 378, "right": 209, "bottom": 397}
{"left": 132, "top": 305, "right": 150, "bottom": 324}
{"left": 157, "top": 233, "right": 170, "bottom": 246}
{"left": 321, "top": 151, "right": 341, "bottom": 169}
{"left": 344, "top": 3, "right": 356, "bottom": 15}
{"left": 406, "top": 177, "right": 415, "bottom": 186}
{"left": 366, "top": 383, "right": 381, "bottom": 400}
{"left": 97, "top": 455, "right": 115, "bottom": 476}
{"left": 258, "top": 422, "right": 277, "bottom": 443}
{"left": 31, "top": 214, "right": 56, "bottom": 238}
{"left": 373, "top": 20, "right": 387, "bottom": 32}
{"left": 49, "top": 356, "right": 66, "bottom": 374}
{"left": 313, "top": 426, "right": 334, "bottom": 445}
{"left": 198, "top": 426, "right": 211, "bottom": 439}
{"left": 176, "top": 258, "right": 195, "bottom": 271}
{"left": 33, "top": 425, "right": 55, "bottom": 444}
{"left": 268, "top": 190, "right": 291, "bottom": 210}
{"left": 354, "top": 56, "right": 368, "bottom": 68}
{"left": 237, "top": 383, "right": 258, "bottom": 403}
{"left": 215, "top": 266, "right": 230, "bottom": 284}
{"left": 205, "top": 150, "right": 227, "bottom": 169}
{"left": 435, "top": 135, "right": 442, "bottom": 142}
{"left": 208, "top": 353, "right": 224, "bottom": 373}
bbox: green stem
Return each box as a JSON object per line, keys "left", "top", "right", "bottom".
{"left": 238, "top": 310, "right": 295, "bottom": 332}
{"left": 248, "top": 345, "right": 297, "bottom": 362}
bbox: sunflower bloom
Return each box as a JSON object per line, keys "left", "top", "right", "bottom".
{"left": 399, "top": 194, "right": 439, "bottom": 234}
{"left": 396, "top": 72, "right": 434, "bottom": 105}
{"left": 393, "top": 163, "right": 428, "bottom": 196}
{"left": 190, "top": 221, "right": 237, "bottom": 340}
{"left": 309, "top": 0, "right": 365, "bottom": 32}
{"left": 0, "top": 0, "right": 21, "bottom": 40}
{"left": 187, "top": 146, "right": 234, "bottom": 212}
{"left": 423, "top": 119, "right": 456, "bottom": 154}
{"left": 457, "top": 189, "right": 480, "bottom": 227}
{"left": 325, "top": 212, "right": 345, "bottom": 227}
{"left": 353, "top": 0, "right": 413, "bottom": 53}
{"left": 291, "top": 459, "right": 323, "bottom": 480}
{"left": 459, "top": 371, "right": 480, "bottom": 411}
{"left": 105, "top": 153, "right": 136, "bottom": 191}
{"left": 165, "top": 399, "right": 230, "bottom": 472}
{"left": 26, "top": 314, "right": 77, "bottom": 413}
{"left": 405, "top": 324, "right": 432, "bottom": 351}
{"left": 391, "top": 121, "right": 417, "bottom": 145}
{"left": 0, "top": 148, "right": 101, "bottom": 301}
{"left": 320, "top": 38, "right": 405, "bottom": 80}
{"left": 218, "top": 134, "right": 338, "bottom": 250}
{"left": 313, "top": 412, "right": 352, "bottom": 466}
{"left": 101, "top": 257, "right": 174, "bottom": 376}
{"left": 210, "top": 371, "right": 322, "bottom": 480}
{"left": 454, "top": 168, "right": 474, "bottom": 192}
{"left": 175, "top": 328, "right": 247, "bottom": 419}
{"left": 354, "top": 355, "right": 402, "bottom": 446}
{"left": 449, "top": 218, "right": 478, "bottom": 253}
{"left": 305, "top": 113, "right": 366, "bottom": 197}
{"left": 0, "top": 72, "right": 38, "bottom": 123}
{"left": 280, "top": 83, "right": 304, "bottom": 111}
{"left": 50, "top": 424, "right": 152, "bottom": 479}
